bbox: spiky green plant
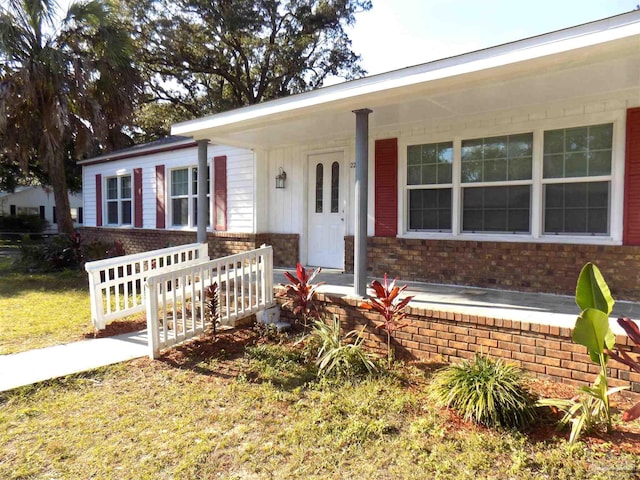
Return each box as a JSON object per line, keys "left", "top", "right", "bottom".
{"left": 429, "top": 354, "right": 536, "bottom": 429}
{"left": 310, "top": 316, "right": 378, "bottom": 379}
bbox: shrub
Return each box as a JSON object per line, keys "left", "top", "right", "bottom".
{"left": 360, "top": 274, "right": 414, "bottom": 365}
{"left": 204, "top": 282, "right": 220, "bottom": 336}
{"left": 606, "top": 317, "right": 640, "bottom": 422}
{"left": 538, "top": 263, "right": 627, "bottom": 442}
{"left": 429, "top": 354, "right": 536, "bottom": 429}
{"left": 310, "top": 316, "right": 378, "bottom": 379}
{"left": 278, "top": 263, "right": 324, "bottom": 325}
{"left": 19, "top": 232, "right": 83, "bottom": 270}
{"left": 0, "top": 214, "right": 48, "bottom": 233}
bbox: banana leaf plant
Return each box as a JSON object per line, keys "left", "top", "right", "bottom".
{"left": 360, "top": 274, "right": 414, "bottom": 366}
{"left": 605, "top": 317, "right": 640, "bottom": 422}
{"left": 539, "top": 262, "right": 626, "bottom": 442}
{"left": 278, "top": 263, "right": 324, "bottom": 326}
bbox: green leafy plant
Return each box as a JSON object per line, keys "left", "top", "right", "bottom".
{"left": 360, "top": 274, "right": 414, "bottom": 365}
{"left": 605, "top": 317, "right": 640, "bottom": 422}
{"left": 429, "top": 353, "right": 536, "bottom": 429}
{"left": 278, "top": 263, "right": 324, "bottom": 326}
{"left": 538, "top": 262, "right": 627, "bottom": 442}
{"left": 310, "top": 316, "right": 378, "bottom": 379}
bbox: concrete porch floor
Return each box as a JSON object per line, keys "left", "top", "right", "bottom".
{"left": 274, "top": 268, "right": 640, "bottom": 336}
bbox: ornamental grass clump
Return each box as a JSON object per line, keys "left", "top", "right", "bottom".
{"left": 429, "top": 353, "right": 536, "bottom": 429}
{"left": 310, "top": 316, "right": 378, "bottom": 379}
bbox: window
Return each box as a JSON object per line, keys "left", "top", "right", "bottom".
{"left": 315, "top": 163, "right": 323, "bottom": 213}
{"left": 543, "top": 124, "right": 612, "bottom": 235}
{"left": 170, "top": 166, "right": 210, "bottom": 227}
{"left": 331, "top": 162, "right": 340, "bottom": 213}
{"left": 106, "top": 175, "right": 131, "bottom": 225}
{"left": 403, "top": 122, "right": 613, "bottom": 240}
{"left": 16, "top": 206, "right": 39, "bottom": 216}
{"left": 406, "top": 141, "right": 453, "bottom": 231}
{"left": 461, "top": 133, "right": 533, "bottom": 233}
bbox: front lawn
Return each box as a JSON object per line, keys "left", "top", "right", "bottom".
{"left": 0, "top": 257, "right": 144, "bottom": 355}
{"left": 1, "top": 329, "right": 638, "bottom": 480}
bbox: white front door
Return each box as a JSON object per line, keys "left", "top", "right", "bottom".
{"left": 307, "top": 151, "right": 345, "bottom": 268}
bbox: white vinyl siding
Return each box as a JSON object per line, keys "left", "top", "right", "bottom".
{"left": 81, "top": 144, "right": 255, "bottom": 233}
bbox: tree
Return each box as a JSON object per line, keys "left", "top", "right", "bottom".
{"left": 0, "top": 0, "right": 142, "bottom": 233}
{"left": 123, "top": 0, "right": 371, "bottom": 124}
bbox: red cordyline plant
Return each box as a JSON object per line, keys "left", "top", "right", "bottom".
{"left": 360, "top": 274, "right": 414, "bottom": 365}
{"left": 605, "top": 317, "right": 640, "bottom": 422}
{"left": 204, "top": 282, "right": 220, "bottom": 337}
{"left": 278, "top": 263, "right": 324, "bottom": 326}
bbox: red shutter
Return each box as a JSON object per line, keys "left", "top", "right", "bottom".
{"left": 375, "top": 138, "right": 398, "bottom": 237}
{"left": 214, "top": 155, "right": 227, "bottom": 231}
{"left": 134, "top": 168, "right": 143, "bottom": 228}
{"left": 95, "top": 174, "right": 102, "bottom": 227}
{"left": 624, "top": 108, "right": 640, "bottom": 245}
{"left": 156, "top": 165, "right": 166, "bottom": 229}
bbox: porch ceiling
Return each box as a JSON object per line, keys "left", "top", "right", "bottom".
{"left": 172, "top": 16, "right": 640, "bottom": 149}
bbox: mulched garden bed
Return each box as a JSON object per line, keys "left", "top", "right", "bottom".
{"left": 140, "top": 326, "right": 640, "bottom": 455}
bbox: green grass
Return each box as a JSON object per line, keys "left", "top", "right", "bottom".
{"left": 0, "top": 342, "right": 638, "bottom": 479}
{"left": 0, "top": 258, "right": 92, "bottom": 354}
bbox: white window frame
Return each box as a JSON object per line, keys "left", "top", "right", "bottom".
{"left": 105, "top": 174, "right": 132, "bottom": 226}
{"left": 398, "top": 111, "right": 625, "bottom": 245}
{"left": 406, "top": 141, "right": 454, "bottom": 232}
{"left": 541, "top": 124, "right": 613, "bottom": 237}
{"left": 168, "top": 165, "right": 210, "bottom": 229}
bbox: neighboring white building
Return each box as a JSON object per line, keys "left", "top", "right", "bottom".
{"left": 0, "top": 186, "right": 83, "bottom": 233}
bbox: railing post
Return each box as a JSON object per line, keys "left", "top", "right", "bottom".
{"left": 145, "top": 277, "right": 160, "bottom": 359}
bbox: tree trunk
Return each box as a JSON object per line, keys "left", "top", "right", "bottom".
{"left": 50, "top": 153, "right": 74, "bottom": 235}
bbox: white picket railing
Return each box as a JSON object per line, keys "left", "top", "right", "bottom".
{"left": 145, "top": 246, "right": 274, "bottom": 358}
{"left": 85, "top": 243, "right": 209, "bottom": 330}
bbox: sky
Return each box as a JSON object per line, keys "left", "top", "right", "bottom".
{"left": 347, "top": 0, "right": 639, "bottom": 76}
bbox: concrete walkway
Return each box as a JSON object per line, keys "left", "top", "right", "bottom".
{"left": 0, "top": 330, "right": 148, "bottom": 392}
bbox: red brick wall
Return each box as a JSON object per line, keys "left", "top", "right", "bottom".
{"left": 345, "top": 236, "right": 640, "bottom": 301}
{"left": 79, "top": 227, "right": 298, "bottom": 266}
{"left": 275, "top": 290, "right": 640, "bottom": 394}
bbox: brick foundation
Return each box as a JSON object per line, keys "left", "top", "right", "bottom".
{"left": 79, "top": 227, "right": 299, "bottom": 267}
{"left": 276, "top": 291, "right": 640, "bottom": 394}
{"left": 345, "top": 236, "right": 640, "bottom": 302}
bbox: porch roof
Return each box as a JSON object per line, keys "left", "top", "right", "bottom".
{"left": 273, "top": 268, "right": 640, "bottom": 335}
{"left": 173, "top": 10, "right": 640, "bottom": 149}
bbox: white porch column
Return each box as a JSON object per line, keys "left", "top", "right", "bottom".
{"left": 197, "top": 139, "right": 209, "bottom": 243}
{"left": 353, "top": 108, "right": 372, "bottom": 297}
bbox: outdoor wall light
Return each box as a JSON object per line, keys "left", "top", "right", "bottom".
{"left": 275, "top": 167, "right": 287, "bottom": 189}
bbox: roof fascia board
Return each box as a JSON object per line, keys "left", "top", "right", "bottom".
{"left": 78, "top": 139, "right": 199, "bottom": 166}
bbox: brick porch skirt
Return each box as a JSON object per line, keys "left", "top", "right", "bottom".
{"left": 79, "top": 227, "right": 299, "bottom": 267}
{"left": 277, "top": 291, "right": 640, "bottom": 395}
{"left": 345, "top": 236, "right": 640, "bottom": 302}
